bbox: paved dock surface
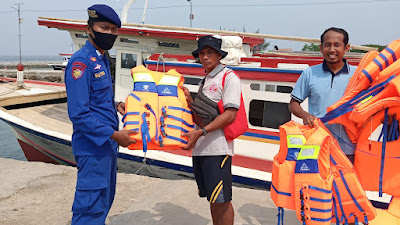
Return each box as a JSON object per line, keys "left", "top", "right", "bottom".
{"left": 0, "top": 158, "right": 303, "bottom": 225}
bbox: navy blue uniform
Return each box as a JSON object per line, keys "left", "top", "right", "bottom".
{"left": 65, "top": 40, "right": 119, "bottom": 225}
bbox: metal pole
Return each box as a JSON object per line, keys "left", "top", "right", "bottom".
{"left": 190, "top": 0, "right": 193, "bottom": 27}
{"left": 187, "top": 0, "right": 193, "bottom": 27}
{"left": 12, "top": 3, "right": 23, "bottom": 64}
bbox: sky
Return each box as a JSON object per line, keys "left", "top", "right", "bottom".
{"left": 1, "top": 0, "right": 400, "bottom": 57}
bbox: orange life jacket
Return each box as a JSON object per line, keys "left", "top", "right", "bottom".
{"left": 325, "top": 39, "right": 400, "bottom": 142}
{"left": 355, "top": 107, "right": 400, "bottom": 197}
{"left": 124, "top": 65, "right": 194, "bottom": 151}
{"left": 272, "top": 119, "right": 376, "bottom": 225}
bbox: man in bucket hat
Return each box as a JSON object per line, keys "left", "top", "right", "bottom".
{"left": 182, "top": 35, "right": 242, "bottom": 225}
{"left": 65, "top": 4, "right": 137, "bottom": 225}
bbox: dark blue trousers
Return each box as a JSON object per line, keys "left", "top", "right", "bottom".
{"left": 71, "top": 154, "right": 117, "bottom": 225}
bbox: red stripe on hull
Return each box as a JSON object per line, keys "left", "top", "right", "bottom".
{"left": 15, "top": 130, "right": 76, "bottom": 166}
{"left": 18, "top": 139, "right": 58, "bottom": 164}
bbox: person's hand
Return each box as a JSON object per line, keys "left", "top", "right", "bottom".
{"left": 182, "top": 129, "right": 202, "bottom": 150}
{"left": 117, "top": 102, "right": 126, "bottom": 115}
{"left": 111, "top": 130, "right": 138, "bottom": 147}
{"left": 302, "top": 113, "right": 317, "bottom": 127}
{"left": 181, "top": 86, "right": 193, "bottom": 104}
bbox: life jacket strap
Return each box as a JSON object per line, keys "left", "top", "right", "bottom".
{"left": 300, "top": 188, "right": 307, "bottom": 225}
{"left": 165, "top": 135, "right": 188, "bottom": 144}
{"left": 271, "top": 183, "right": 291, "bottom": 197}
{"left": 379, "top": 108, "right": 389, "bottom": 197}
{"left": 331, "top": 156, "right": 366, "bottom": 216}
{"left": 321, "top": 75, "right": 396, "bottom": 123}
{"left": 168, "top": 106, "right": 192, "bottom": 114}
{"left": 160, "top": 116, "right": 166, "bottom": 136}
{"left": 364, "top": 213, "right": 368, "bottom": 224}
{"left": 277, "top": 207, "right": 284, "bottom": 225}
{"left": 167, "top": 124, "right": 189, "bottom": 133}
{"left": 123, "top": 121, "right": 139, "bottom": 128}
{"left": 146, "top": 103, "right": 159, "bottom": 141}
{"left": 130, "top": 92, "right": 141, "bottom": 102}
{"left": 122, "top": 111, "right": 140, "bottom": 123}
{"left": 167, "top": 115, "right": 195, "bottom": 128}
{"left": 140, "top": 112, "right": 151, "bottom": 152}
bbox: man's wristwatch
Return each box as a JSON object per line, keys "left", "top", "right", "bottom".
{"left": 201, "top": 127, "right": 208, "bottom": 136}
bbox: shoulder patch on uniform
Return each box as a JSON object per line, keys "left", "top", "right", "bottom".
{"left": 72, "top": 67, "right": 84, "bottom": 80}
{"left": 72, "top": 62, "right": 87, "bottom": 69}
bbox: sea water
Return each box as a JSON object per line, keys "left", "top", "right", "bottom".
{"left": 0, "top": 55, "right": 60, "bottom": 161}
{"left": 0, "top": 120, "right": 26, "bottom": 161}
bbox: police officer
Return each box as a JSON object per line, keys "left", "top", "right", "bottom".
{"left": 64, "top": 4, "right": 136, "bottom": 225}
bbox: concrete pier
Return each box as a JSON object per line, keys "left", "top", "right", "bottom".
{"left": 0, "top": 158, "right": 302, "bottom": 225}
{"left": 1, "top": 70, "right": 64, "bottom": 83}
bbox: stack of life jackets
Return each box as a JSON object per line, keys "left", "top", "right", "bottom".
{"left": 321, "top": 39, "right": 400, "bottom": 224}
{"left": 123, "top": 65, "right": 194, "bottom": 151}
{"left": 271, "top": 119, "right": 376, "bottom": 225}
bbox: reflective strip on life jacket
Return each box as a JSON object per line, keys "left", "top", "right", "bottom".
{"left": 273, "top": 119, "right": 377, "bottom": 225}
{"left": 271, "top": 122, "right": 306, "bottom": 210}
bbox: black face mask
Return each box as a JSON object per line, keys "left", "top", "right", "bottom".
{"left": 89, "top": 28, "right": 117, "bottom": 51}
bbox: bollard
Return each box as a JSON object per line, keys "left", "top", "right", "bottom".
{"left": 16, "top": 63, "right": 25, "bottom": 88}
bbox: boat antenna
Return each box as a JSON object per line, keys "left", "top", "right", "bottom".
{"left": 121, "top": 0, "right": 137, "bottom": 24}
{"left": 141, "top": 0, "right": 149, "bottom": 24}
{"left": 120, "top": 0, "right": 150, "bottom": 24}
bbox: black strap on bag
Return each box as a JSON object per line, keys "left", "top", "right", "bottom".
{"left": 189, "top": 79, "right": 220, "bottom": 127}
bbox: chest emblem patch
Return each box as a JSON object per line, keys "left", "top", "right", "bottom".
{"left": 208, "top": 83, "right": 218, "bottom": 93}
{"left": 94, "top": 64, "right": 101, "bottom": 70}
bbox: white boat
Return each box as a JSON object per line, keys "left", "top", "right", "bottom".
{"left": 47, "top": 53, "right": 72, "bottom": 70}
{"left": 1, "top": 17, "right": 373, "bottom": 193}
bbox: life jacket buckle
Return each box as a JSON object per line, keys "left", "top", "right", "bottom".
{"left": 145, "top": 103, "right": 151, "bottom": 110}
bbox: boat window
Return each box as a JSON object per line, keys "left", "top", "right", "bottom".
{"left": 264, "top": 84, "right": 276, "bottom": 92}
{"left": 249, "top": 100, "right": 291, "bottom": 129}
{"left": 121, "top": 53, "right": 137, "bottom": 69}
{"left": 121, "top": 38, "right": 139, "bottom": 44}
{"left": 75, "top": 33, "right": 88, "bottom": 39}
{"left": 265, "top": 84, "right": 293, "bottom": 93}
{"left": 250, "top": 83, "right": 260, "bottom": 90}
{"left": 184, "top": 77, "right": 202, "bottom": 85}
{"left": 158, "top": 41, "right": 180, "bottom": 48}
{"left": 277, "top": 86, "right": 293, "bottom": 94}
{"left": 250, "top": 83, "right": 293, "bottom": 93}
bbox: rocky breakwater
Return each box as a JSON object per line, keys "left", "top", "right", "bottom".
{"left": 0, "top": 62, "right": 64, "bottom": 83}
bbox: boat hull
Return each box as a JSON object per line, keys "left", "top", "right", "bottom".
{"left": 1, "top": 116, "right": 273, "bottom": 189}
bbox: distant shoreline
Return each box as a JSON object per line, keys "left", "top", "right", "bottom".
{"left": 0, "top": 55, "right": 63, "bottom": 63}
